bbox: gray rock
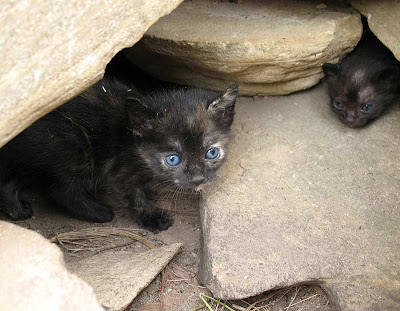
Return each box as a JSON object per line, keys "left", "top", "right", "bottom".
{"left": 198, "top": 83, "right": 400, "bottom": 310}
{"left": 0, "top": 221, "right": 103, "bottom": 311}
{"left": 67, "top": 244, "right": 182, "bottom": 311}
{"left": 0, "top": 0, "right": 183, "bottom": 148}
{"left": 350, "top": 0, "right": 400, "bottom": 61}
{"left": 125, "top": 0, "right": 361, "bottom": 96}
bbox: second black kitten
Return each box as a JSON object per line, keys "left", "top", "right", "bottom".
{"left": 323, "top": 21, "right": 400, "bottom": 128}
{"left": 0, "top": 78, "right": 238, "bottom": 232}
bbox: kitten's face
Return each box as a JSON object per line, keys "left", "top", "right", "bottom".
{"left": 139, "top": 129, "right": 229, "bottom": 191}
{"left": 323, "top": 63, "right": 399, "bottom": 128}
{"left": 132, "top": 85, "right": 237, "bottom": 190}
{"left": 328, "top": 82, "right": 383, "bottom": 128}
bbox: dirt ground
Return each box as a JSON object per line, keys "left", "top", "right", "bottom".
{"left": 1, "top": 189, "right": 333, "bottom": 311}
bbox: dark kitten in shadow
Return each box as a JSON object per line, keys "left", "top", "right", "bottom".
{"left": 323, "top": 19, "right": 400, "bottom": 128}
{"left": 0, "top": 77, "right": 238, "bottom": 232}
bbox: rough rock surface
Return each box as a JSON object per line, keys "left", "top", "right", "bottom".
{"left": 67, "top": 244, "right": 182, "bottom": 311}
{"left": 0, "top": 0, "right": 183, "bottom": 148}
{"left": 125, "top": 0, "right": 361, "bottom": 96}
{"left": 350, "top": 0, "right": 400, "bottom": 61}
{"left": 198, "top": 83, "right": 400, "bottom": 310}
{"left": 0, "top": 221, "right": 103, "bottom": 311}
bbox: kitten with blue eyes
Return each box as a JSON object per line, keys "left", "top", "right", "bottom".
{"left": 323, "top": 20, "right": 400, "bottom": 128}
{"left": 0, "top": 77, "right": 238, "bottom": 232}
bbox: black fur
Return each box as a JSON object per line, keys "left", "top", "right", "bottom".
{"left": 323, "top": 19, "right": 400, "bottom": 128}
{"left": 0, "top": 78, "right": 238, "bottom": 232}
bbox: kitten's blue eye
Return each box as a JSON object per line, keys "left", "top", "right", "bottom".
{"left": 206, "top": 147, "right": 220, "bottom": 160}
{"left": 333, "top": 100, "right": 344, "bottom": 109}
{"left": 361, "top": 104, "right": 373, "bottom": 112}
{"left": 165, "top": 154, "right": 181, "bottom": 166}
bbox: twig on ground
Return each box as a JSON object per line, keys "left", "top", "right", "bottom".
{"left": 244, "top": 288, "right": 291, "bottom": 311}
{"left": 284, "top": 293, "right": 319, "bottom": 310}
{"left": 286, "top": 287, "right": 299, "bottom": 310}
{"left": 49, "top": 227, "right": 156, "bottom": 252}
{"left": 93, "top": 240, "right": 137, "bottom": 255}
{"left": 230, "top": 303, "right": 247, "bottom": 311}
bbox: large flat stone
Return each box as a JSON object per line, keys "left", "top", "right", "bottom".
{"left": 125, "top": 0, "right": 361, "bottom": 96}
{"left": 349, "top": 0, "right": 400, "bottom": 61}
{"left": 198, "top": 83, "right": 400, "bottom": 310}
{"left": 0, "top": 221, "right": 103, "bottom": 311}
{"left": 0, "top": 0, "right": 183, "bottom": 147}
{"left": 67, "top": 244, "right": 182, "bottom": 311}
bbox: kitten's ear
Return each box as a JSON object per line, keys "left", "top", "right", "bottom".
{"left": 207, "top": 85, "right": 238, "bottom": 127}
{"left": 126, "top": 96, "right": 159, "bottom": 132}
{"left": 208, "top": 85, "right": 239, "bottom": 111}
{"left": 322, "top": 63, "right": 340, "bottom": 79}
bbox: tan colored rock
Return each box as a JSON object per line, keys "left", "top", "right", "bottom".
{"left": 0, "top": 0, "right": 184, "bottom": 148}
{"left": 0, "top": 221, "right": 103, "bottom": 311}
{"left": 198, "top": 84, "right": 400, "bottom": 310}
{"left": 67, "top": 244, "right": 182, "bottom": 311}
{"left": 125, "top": 0, "right": 362, "bottom": 96}
{"left": 349, "top": 0, "right": 400, "bottom": 61}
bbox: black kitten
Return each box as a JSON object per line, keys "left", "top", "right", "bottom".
{"left": 323, "top": 22, "right": 400, "bottom": 128}
{"left": 0, "top": 78, "right": 238, "bottom": 232}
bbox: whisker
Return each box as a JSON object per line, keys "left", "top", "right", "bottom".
{"left": 149, "top": 180, "right": 171, "bottom": 190}
{"left": 179, "top": 188, "right": 185, "bottom": 201}
{"left": 153, "top": 183, "right": 174, "bottom": 201}
{"left": 171, "top": 187, "right": 177, "bottom": 202}
{"left": 171, "top": 185, "right": 181, "bottom": 203}
{"left": 161, "top": 184, "right": 175, "bottom": 202}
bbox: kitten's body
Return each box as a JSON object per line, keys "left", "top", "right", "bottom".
{"left": 323, "top": 24, "right": 400, "bottom": 128}
{"left": 0, "top": 78, "right": 237, "bottom": 232}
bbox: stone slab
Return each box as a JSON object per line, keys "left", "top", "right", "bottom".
{"left": 198, "top": 83, "right": 400, "bottom": 310}
{"left": 0, "top": 0, "right": 183, "bottom": 147}
{"left": 0, "top": 221, "right": 103, "bottom": 311}
{"left": 67, "top": 243, "right": 182, "bottom": 311}
{"left": 350, "top": 0, "right": 400, "bottom": 61}
{"left": 125, "top": 0, "right": 361, "bottom": 96}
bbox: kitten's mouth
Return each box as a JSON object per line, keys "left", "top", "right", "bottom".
{"left": 342, "top": 118, "right": 368, "bottom": 128}
{"left": 339, "top": 115, "right": 368, "bottom": 128}
{"left": 174, "top": 182, "right": 205, "bottom": 192}
{"left": 194, "top": 184, "right": 205, "bottom": 192}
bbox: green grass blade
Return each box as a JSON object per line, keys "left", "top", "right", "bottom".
{"left": 200, "top": 293, "right": 235, "bottom": 311}
{"left": 200, "top": 294, "right": 214, "bottom": 310}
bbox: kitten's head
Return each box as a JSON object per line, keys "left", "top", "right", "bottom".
{"left": 323, "top": 63, "right": 399, "bottom": 128}
{"left": 128, "top": 85, "right": 238, "bottom": 190}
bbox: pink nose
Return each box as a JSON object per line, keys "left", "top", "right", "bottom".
{"left": 345, "top": 109, "right": 358, "bottom": 122}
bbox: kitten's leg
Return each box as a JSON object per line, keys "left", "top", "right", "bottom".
{"left": 130, "top": 187, "right": 173, "bottom": 233}
{"left": 48, "top": 179, "right": 114, "bottom": 223}
{"left": 0, "top": 179, "right": 32, "bottom": 220}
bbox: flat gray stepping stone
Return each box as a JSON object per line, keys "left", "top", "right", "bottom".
{"left": 67, "top": 243, "right": 182, "bottom": 311}
{"left": 198, "top": 83, "right": 400, "bottom": 310}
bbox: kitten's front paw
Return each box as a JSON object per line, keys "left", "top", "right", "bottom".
{"left": 86, "top": 203, "right": 114, "bottom": 223}
{"left": 135, "top": 209, "right": 173, "bottom": 233}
